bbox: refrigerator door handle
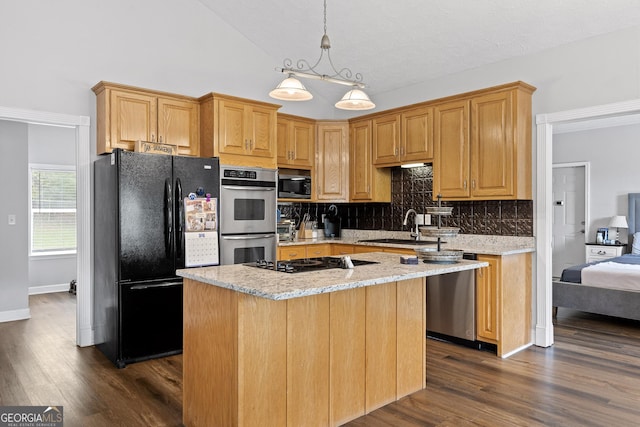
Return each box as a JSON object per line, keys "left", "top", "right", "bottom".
{"left": 175, "top": 177, "right": 183, "bottom": 259}
{"left": 129, "top": 281, "right": 182, "bottom": 290}
{"left": 165, "top": 178, "right": 173, "bottom": 258}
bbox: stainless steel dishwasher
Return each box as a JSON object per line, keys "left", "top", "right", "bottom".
{"left": 426, "top": 253, "right": 477, "bottom": 342}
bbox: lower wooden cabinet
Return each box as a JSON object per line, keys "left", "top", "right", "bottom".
{"left": 476, "top": 253, "right": 532, "bottom": 357}
{"left": 278, "top": 243, "right": 332, "bottom": 260}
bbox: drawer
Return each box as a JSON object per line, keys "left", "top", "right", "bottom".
{"left": 279, "top": 246, "right": 306, "bottom": 260}
{"left": 305, "top": 244, "right": 331, "bottom": 258}
{"left": 586, "top": 246, "right": 620, "bottom": 257}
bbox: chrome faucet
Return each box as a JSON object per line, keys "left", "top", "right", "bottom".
{"left": 402, "top": 209, "right": 420, "bottom": 240}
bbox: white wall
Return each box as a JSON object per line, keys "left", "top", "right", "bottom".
{"left": 28, "top": 124, "right": 77, "bottom": 291}
{"left": 0, "top": 121, "right": 29, "bottom": 319}
{"left": 553, "top": 123, "right": 640, "bottom": 245}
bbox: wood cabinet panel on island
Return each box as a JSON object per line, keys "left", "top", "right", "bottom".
{"left": 92, "top": 81, "right": 200, "bottom": 156}
{"left": 277, "top": 114, "right": 315, "bottom": 168}
{"left": 199, "top": 93, "right": 280, "bottom": 168}
{"left": 433, "top": 82, "right": 535, "bottom": 201}
{"left": 349, "top": 119, "right": 391, "bottom": 202}
{"left": 182, "top": 275, "right": 426, "bottom": 427}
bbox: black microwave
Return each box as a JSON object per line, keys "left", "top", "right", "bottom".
{"left": 278, "top": 174, "right": 312, "bottom": 199}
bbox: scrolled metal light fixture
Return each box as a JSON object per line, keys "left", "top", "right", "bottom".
{"left": 269, "top": 0, "right": 375, "bottom": 111}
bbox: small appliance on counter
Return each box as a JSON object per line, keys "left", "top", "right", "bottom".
{"left": 323, "top": 204, "right": 341, "bottom": 238}
{"left": 277, "top": 219, "right": 296, "bottom": 241}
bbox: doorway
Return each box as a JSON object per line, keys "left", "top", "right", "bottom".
{"left": 536, "top": 101, "right": 640, "bottom": 348}
{"left": 0, "top": 106, "right": 91, "bottom": 347}
{"left": 552, "top": 163, "right": 589, "bottom": 278}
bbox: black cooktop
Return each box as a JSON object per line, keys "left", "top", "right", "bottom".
{"left": 246, "top": 257, "right": 379, "bottom": 274}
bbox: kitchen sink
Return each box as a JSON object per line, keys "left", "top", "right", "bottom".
{"left": 358, "top": 238, "right": 441, "bottom": 245}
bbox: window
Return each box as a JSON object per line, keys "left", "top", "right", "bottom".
{"left": 29, "top": 164, "right": 76, "bottom": 255}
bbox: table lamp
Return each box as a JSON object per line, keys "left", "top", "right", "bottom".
{"left": 608, "top": 215, "right": 628, "bottom": 244}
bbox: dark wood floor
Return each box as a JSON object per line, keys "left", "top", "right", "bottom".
{"left": 2, "top": 294, "right": 640, "bottom": 426}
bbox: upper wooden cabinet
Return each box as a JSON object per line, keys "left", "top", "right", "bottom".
{"left": 277, "top": 114, "right": 315, "bottom": 168}
{"left": 316, "top": 121, "right": 349, "bottom": 202}
{"left": 433, "top": 82, "right": 535, "bottom": 200}
{"left": 199, "top": 93, "right": 280, "bottom": 168}
{"left": 349, "top": 119, "right": 391, "bottom": 202}
{"left": 434, "top": 99, "right": 471, "bottom": 198}
{"left": 372, "top": 107, "right": 434, "bottom": 167}
{"left": 92, "top": 82, "right": 200, "bottom": 156}
{"left": 372, "top": 113, "right": 400, "bottom": 166}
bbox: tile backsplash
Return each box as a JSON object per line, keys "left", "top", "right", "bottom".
{"left": 278, "top": 164, "right": 533, "bottom": 237}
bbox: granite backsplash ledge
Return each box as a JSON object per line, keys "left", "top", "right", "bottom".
{"left": 278, "top": 165, "right": 533, "bottom": 237}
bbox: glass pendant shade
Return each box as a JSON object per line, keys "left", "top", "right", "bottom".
{"left": 269, "top": 76, "right": 313, "bottom": 101}
{"left": 335, "top": 88, "right": 375, "bottom": 110}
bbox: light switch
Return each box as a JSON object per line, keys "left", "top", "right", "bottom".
{"left": 8, "top": 214, "right": 16, "bottom": 225}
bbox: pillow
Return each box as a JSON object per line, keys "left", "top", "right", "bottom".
{"left": 632, "top": 232, "right": 640, "bottom": 254}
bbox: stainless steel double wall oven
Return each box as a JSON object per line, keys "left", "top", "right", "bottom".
{"left": 219, "top": 165, "right": 277, "bottom": 264}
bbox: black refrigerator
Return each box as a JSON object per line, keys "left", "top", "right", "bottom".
{"left": 94, "top": 149, "right": 220, "bottom": 368}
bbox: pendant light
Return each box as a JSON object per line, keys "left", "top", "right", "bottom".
{"left": 335, "top": 88, "right": 375, "bottom": 111}
{"left": 270, "top": 0, "right": 375, "bottom": 110}
{"left": 269, "top": 74, "right": 313, "bottom": 101}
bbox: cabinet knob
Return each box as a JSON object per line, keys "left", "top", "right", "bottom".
{"left": 463, "top": 180, "right": 467, "bottom": 189}
{"left": 395, "top": 148, "right": 399, "bottom": 156}
{"left": 151, "top": 133, "right": 156, "bottom": 143}
{"left": 159, "top": 135, "right": 163, "bottom": 143}
{"left": 472, "top": 179, "right": 476, "bottom": 189}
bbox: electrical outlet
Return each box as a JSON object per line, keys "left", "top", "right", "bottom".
{"left": 8, "top": 214, "right": 16, "bottom": 225}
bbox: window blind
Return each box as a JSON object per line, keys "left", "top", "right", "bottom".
{"left": 30, "top": 167, "right": 77, "bottom": 253}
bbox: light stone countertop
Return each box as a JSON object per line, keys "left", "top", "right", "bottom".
{"left": 177, "top": 251, "right": 488, "bottom": 301}
{"left": 279, "top": 230, "right": 535, "bottom": 256}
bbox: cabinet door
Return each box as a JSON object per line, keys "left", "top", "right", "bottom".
{"left": 401, "top": 106, "right": 433, "bottom": 162}
{"left": 316, "top": 122, "right": 349, "bottom": 201}
{"left": 248, "top": 104, "right": 277, "bottom": 159}
{"left": 350, "top": 120, "right": 374, "bottom": 201}
{"left": 217, "top": 98, "right": 248, "bottom": 156}
{"left": 434, "top": 100, "right": 470, "bottom": 199}
{"left": 471, "top": 91, "right": 514, "bottom": 197}
{"left": 372, "top": 113, "right": 400, "bottom": 166}
{"left": 476, "top": 255, "right": 499, "bottom": 343}
{"left": 109, "top": 90, "right": 158, "bottom": 151}
{"left": 289, "top": 120, "right": 314, "bottom": 167}
{"left": 276, "top": 118, "right": 289, "bottom": 164}
{"left": 157, "top": 97, "right": 199, "bottom": 156}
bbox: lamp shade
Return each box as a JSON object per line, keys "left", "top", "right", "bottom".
{"left": 609, "top": 215, "right": 628, "bottom": 228}
{"left": 269, "top": 76, "right": 313, "bottom": 101}
{"left": 335, "top": 89, "right": 375, "bottom": 110}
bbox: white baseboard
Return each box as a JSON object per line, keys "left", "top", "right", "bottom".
{"left": 28, "top": 283, "right": 70, "bottom": 295}
{"left": 0, "top": 308, "right": 31, "bottom": 323}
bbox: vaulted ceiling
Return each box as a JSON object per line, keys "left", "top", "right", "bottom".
{"left": 197, "top": 0, "right": 640, "bottom": 104}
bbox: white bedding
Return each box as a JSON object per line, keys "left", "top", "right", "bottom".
{"left": 581, "top": 261, "right": 640, "bottom": 291}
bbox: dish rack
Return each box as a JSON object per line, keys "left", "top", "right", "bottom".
{"left": 415, "top": 195, "right": 463, "bottom": 263}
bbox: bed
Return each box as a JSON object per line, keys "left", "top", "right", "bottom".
{"left": 552, "top": 193, "right": 640, "bottom": 321}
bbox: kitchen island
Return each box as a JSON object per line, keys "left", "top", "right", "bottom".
{"left": 177, "top": 252, "right": 488, "bottom": 427}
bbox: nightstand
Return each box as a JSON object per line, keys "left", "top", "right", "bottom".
{"left": 585, "top": 243, "right": 626, "bottom": 263}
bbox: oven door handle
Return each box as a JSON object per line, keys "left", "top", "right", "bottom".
{"left": 221, "top": 234, "right": 276, "bottom": 240}
{"left": 221, "top": 185, "right": 275, "bottom": 192}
